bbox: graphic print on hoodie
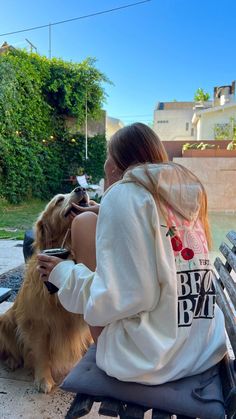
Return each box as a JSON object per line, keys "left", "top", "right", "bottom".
{"left": 165, "top": 207, "right": 215, "bottom": 328}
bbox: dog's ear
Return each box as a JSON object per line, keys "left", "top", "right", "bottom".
{"left": 34, "top": 219, "right": 47, "bottom": 250}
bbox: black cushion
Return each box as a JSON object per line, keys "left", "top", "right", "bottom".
{"left": 61, "top": 345, "right": 225, "bottom": 419}
{"left": 23, "top": 229, "right": 35, "bottom": 261}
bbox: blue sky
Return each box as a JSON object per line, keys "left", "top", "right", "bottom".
{"left": 1, "top": 0, "right": 236, "bottom": 125}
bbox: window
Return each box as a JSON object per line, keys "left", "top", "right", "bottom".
{"left": 186, "top": 122, "right": 189, "bottom": 131}
{"left": 214, "top": 123, "right": 231, "bottom": 140}
{"left": 157, "top": 120, "right": 169, "bottom": 123}
{"left": 191, "top": 128, "right": 194, "bottom": 136}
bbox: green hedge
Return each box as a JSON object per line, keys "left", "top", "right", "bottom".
{"left": 0, "top": 50, "right": 108, "bottom": 203}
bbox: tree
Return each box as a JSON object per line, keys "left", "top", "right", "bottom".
{"left": 194, "top": 88, "right": 210, "bottom": 102}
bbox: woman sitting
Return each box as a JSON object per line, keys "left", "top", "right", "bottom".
{"left": 37, "top": 122, "right": 226, "bottom": 385}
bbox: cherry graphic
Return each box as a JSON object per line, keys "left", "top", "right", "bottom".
{"left": 164, "top": 225, "right": 183, "bottom": 252}
{"left": 181, "top": 247, "right": 194, "bottom": 260}
{"left": 171, "top": 236, "right": 183, "bottom": 251}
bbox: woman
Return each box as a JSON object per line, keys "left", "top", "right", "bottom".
{"left": 37, "top": 123, "right": 226, "bottom": 385}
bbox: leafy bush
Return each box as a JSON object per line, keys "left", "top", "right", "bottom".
{"left": 182, "top": 142, "right": 216, "bottom": 152}
{"left": 227, "top": 139, "right": 236, "bottom": 150}
{"left": 214, "top": 117, "right": 236, "bottom": 141}
{"left": 0, "top": 50, "right": 108, "bottom": 203}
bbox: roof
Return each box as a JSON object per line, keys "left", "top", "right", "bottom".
{"left": 192, "top": 101, "right": 236, "bottom": 124}
{"left": 155, "top": 102, "right": 195, "bottom": 111}
{"left": 0, "top": 42, "right": 15, "bottom": 55}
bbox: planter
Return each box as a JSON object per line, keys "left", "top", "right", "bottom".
{"left": 182, "top": 149, "right": 236, "bottom": 157}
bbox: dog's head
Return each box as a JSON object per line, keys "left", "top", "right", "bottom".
{"left": 34, "top": 187, "right": 89, "bottom": 251}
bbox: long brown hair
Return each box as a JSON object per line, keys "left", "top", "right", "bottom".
{"left": 109, "top": 123, "right": 212, "bottom": 249}
{"left": 109, "top": 122, "right": 168, "bottom": 170}
{"left": 127, "top": 162, "right": 212, "bottom": 249}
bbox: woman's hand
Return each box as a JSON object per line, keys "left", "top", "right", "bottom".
{"left": 37, "top": 253, "right": 62, "bottom": 280}
{"left": 70, "top": 201, "right": 100, "bottom": 218}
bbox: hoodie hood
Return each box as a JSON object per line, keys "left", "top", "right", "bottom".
{"left": 121, "top": 163, "right": 203, "bottom": 222}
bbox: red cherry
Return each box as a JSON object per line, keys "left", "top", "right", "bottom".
{"left": 171, "top": 236, "right": 183, "bottom": 251}
{"left": 181, "top": 247, "right": 194, "bottom": 260}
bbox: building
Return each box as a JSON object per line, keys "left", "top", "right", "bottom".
{"left": 64, "top": 111, "right": 106, "bottom": 137}
{"left": 192, "top": 81, "right": 236, "bottom": 141}
{"left": 0, "top": 42, "right": 15, "bottom": 54}
{"left": 153, "top": 101, "right": 197, "bottom": 141}
{"left": 64, "top": 112, "right": 124, "bottom": 141}
{"left": 106, "top": 116, "right": 124, "bottom": 141}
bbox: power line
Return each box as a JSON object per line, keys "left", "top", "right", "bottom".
{"left": 122, "top": 119, "right": 153, "bottom": 122}
{"left": 117, "top": 115, "right": 153, "bottom": 121}
{"left": 116, "top": 114, "right": 153, "bottom": 117}
{"left": 0, "top": 1, "right": 151, "bottom": 37}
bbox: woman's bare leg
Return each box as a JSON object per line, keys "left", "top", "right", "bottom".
{"left": 71, "top": 212, "right": 104, "bottom": 343}
{"left": 71, "top": 212, "right": 97, "bottom": 271}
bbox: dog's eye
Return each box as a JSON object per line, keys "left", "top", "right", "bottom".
{"left": 56, "top": 196, "right": 65, "bottom": 205}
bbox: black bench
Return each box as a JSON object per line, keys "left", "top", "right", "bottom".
{"left": 0, "top": 287, "right": 11, "bottom": 303}
{"left": 23, "top": 229, "right": 35, "bottom": 261}
{"left": 63, "top": 230, "right": 236, "bottom": 419}
{"left": 213, "top": 230, "right": 236, "bottom": 418}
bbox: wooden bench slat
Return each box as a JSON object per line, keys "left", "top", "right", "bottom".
{"left": 65, "top": 394, "right": 94, "bottom": 419}
{"left": 122, "top": 403, "right": 145, "bottom": 419}
{"left": 214, "top": 280, "right": 236, "bottom": 357}
{"left": 151, "top": 410, "right": 172, "bottom": 419}
{"left": 214, "top": 258, "right": 236, "bottom": 306}
{"left": 219, "top": 242, "right": 236, "bottom": 272}
{"left": 98, "top": 398, "right": 122, "bottom": 417}
{"left": 0, "top": 287, "right": 11, "bottom": 303}
{"left": 227, "top": 231, "right": 236, "bottom": 248}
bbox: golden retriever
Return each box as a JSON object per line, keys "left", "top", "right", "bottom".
{"left": 0, "top": 187, "right": 92, "bottom": 393}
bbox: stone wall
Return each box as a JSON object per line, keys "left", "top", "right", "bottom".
{"left": 174, "top": 157, "right": 236, "bottom": 212}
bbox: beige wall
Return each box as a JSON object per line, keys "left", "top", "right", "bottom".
{"left": 174, "top": 157, "right": 236, "bottom": 212}
{"left": 64, "top": 112, "right": 106, "bottom": 137}
{"left": 106, "top": 116, "right": 124, "bottom": 141}
{"left": 63, "top": 113, "right": 124, "bottom": 141}
{"left": 154, "top": 109, "right": 195, "bottom": 141}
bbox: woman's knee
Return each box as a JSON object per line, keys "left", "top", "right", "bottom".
{"left": 72, "top": 212, "right": 97, "bottom": 237}
{"left": 71, "top": 212, "right": 97, "bottom": 269}
{"left": 89, "top": 325, "right": 104, "bottom": 344}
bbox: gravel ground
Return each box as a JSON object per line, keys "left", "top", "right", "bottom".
{"left": 0, "top": 265, "right": 25, "bottom": 301}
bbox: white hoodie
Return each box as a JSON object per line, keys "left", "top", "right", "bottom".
{"left": 49, "top": 163, "right": 227, "bottom": 384}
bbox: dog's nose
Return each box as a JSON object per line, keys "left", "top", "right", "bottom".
{"left": 74, "top": 187, "right": 84, "bottom": 193}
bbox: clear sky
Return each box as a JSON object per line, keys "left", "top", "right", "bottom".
{"left": 1, "top": 0, "right": 236, "bottom": 125}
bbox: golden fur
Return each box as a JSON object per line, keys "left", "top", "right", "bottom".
{"left": 0, "top": 188, "right": 92, "bottom": 393}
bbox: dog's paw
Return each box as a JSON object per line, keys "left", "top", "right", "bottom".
{"left": 34, "top": 376, "right": 56, "bottom": 394}
{"left": 5, "top": 356, "right": 23, "bottom": 371}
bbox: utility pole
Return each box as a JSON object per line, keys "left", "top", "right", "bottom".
{"left": 48, "top": 23, "right": 52, "bottom": 59}
{"left": 85, "top": 90, "right": 88, "bottom": 160}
